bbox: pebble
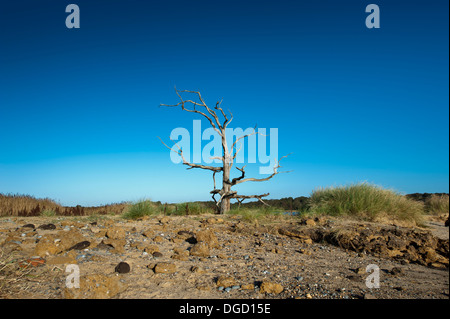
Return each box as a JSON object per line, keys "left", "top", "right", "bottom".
{"left": 115, "top": 262, "right": 131, "bottom": 274}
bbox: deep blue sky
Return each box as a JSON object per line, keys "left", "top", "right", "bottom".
{"left": 0, "top": 0, "right": 448, "bottom": 206}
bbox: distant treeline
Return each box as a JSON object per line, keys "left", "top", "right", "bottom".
{"left": 405, "top": 193, "right": 449, "bottom": 202}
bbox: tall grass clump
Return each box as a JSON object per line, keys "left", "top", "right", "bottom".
{"left": 122, "top": 200, "right": 157, "bottom": 219}
{"left": 309, "top": 183, "right": 425, "bottom": 225}
{"left": 424, "top": 194, "right": 449, "bottom": 216}
{"left": 40, "top": 209, "right": 56, "bottom": 217}
{"left": 227, "top": 206, "right": 282, "bottom": 224}
{"left": 171, "top": 202, "right": 210, "bottom": 215}
{"left": 0, "top": 193, "right": 62, "bottom": 217}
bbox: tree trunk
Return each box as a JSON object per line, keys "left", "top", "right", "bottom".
{"left": 219, "top": 136, "right": 231, "bottom": 214}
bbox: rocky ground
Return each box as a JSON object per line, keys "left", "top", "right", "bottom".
{"left": 0, "top": 214, "right": 448, "bottom": 299}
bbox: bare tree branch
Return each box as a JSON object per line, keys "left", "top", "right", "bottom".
{"left": 157, "top": 136, "right": 223, "bottom": 172}
{"left": 230, "top": 193, "right": 270, "bottom": 206}
{"left": 160, "top": 88, "right": 223, "bottom": 136}
{"left": 232, "top": 154, "right": 292, "bottom": 185}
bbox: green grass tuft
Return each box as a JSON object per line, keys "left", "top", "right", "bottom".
{"left": 309, "top": 182, "right": 425, "bottom": 225}
{"left": 122, "top": 200, "right": 157, "bottom": 219}
{"left": 40, "top": 209, "right": 56, "bottom": 217}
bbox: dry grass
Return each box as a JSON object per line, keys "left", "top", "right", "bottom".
{"left": 0, "top": 249, "right": 34, "bottom": 298}
{"left": 425, "top": 194, "right": 449, "bottom": 217}
{"left": 0, "top": 193, "right": 129, "bottom": 217}
{"left": 309, "top": 183, "right": 425, "bottom": 226}
{"left": 0, "top": 194, "right": 61, "bottom": 217}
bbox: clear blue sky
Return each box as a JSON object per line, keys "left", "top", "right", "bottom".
{"left": 0, "top": 0, "right": 448, "bottom": 206}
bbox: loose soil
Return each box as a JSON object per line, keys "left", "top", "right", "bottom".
{"left": 0, "top": 214, "right": 448, "bottom": 299}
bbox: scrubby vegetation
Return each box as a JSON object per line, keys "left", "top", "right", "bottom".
{"left": 122, "top": 200, "right": 214, "bottom": 219}
{"left": 3, "top": 187, "right": 448, "bottom": 227}
{"left": 0, "top": 193, "right": 128, "bottom": 217}
{"left": 309, "top": 183, "right": 425, "bottom": 225}
{"left": 122, "top": 200, "right": 155, "bottom": 219}
{"left": 424, "top": 194, "right": 449, "bottom": 216}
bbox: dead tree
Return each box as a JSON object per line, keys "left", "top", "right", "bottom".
{"left": 159, "top": 89, "right": 290, "bottom": 214}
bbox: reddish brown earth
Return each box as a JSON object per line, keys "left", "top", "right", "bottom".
{"left": 0, "top": 214, "right": 448, "bottom": 299}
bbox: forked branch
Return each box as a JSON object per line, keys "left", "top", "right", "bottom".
{"left": 157, "top": 136, "right": 223, "bottom": 173}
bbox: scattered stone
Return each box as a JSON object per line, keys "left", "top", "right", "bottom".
{"left": 354, "top": 267, "right": 366, "bottom": 275}
{"left": 154, "top": 262, "right": 177, "bottom": 274}
{"left": 216, "top": 276, "right": 237, "bottom": 288}
{"left": 38, "top": 224, "right": 56, "bottom": 230}
{"left": 390, "top": 267, "right": 404, "bottom": 276}
{"left": 195, "top": 229, "right": 219, "bottom": 248}
{"left": 177, "top": 230, "right": 194, "bottom": 238}
{"left": 159, "top": 216, "right": 171, "bottom": 224}
{"left": 298, "top": 249, "right": 312, "bottom": 255}
{"left": 67, "top": 241, "right": 90, "bottom": 251}
{"left": 144, "top": 244, "right": 160, "bottom": 254}
{"left": 241, "top": 284, "right": 255, "bottom": 290}
{"left": 103, "top": 239, "right": 126, "bottom": 253}
{"left": 204, "top": 217, "right": 224, "bottom": 224}
{"left": 21, "top": 224, "right": 35, "bottom": 229}
{"left": 115, "top": 262, "right": 131, "bottom": 274}
{"left": 142, "top": 230, "right": 153, "bottom": 238}
{"left": 153, "top": 235, "right": 165, "bottom": 243}
{"left": 152, "top": 252, "right": 163, "bottom": 258}
{"left": 96, "top": 240, "right": 114, "bottom": 250}
{"left": 106, "top": 227, "right": 126, "bottom": 240}
{"left": 34, "top": 240, "right": 61, "bottom": 256}
{"left": 190, "top": 242, "right": 210, "bottom": 258}
{"left": 259, "top": 281, "right": 283, "bottom": 295}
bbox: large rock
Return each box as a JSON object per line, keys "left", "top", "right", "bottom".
{"left": 195, "top": 229, "right": 219, "bottom": 248}
{"left": 154, "top": 262, "right": 177, "bottom": 274}
{"left": 103, "top": 238, "right": 126, "bottom": 253}
{"left": 34, "top": 229, "right": 85, "bottom": 257}
{"left": 189, "top": 242, "right": 210, "bottom": 258}
{"left": 106, "top": 227, "right": 126, "bottom": 240}
{"left": 259, "top": 281, "right": 283, "bottom": 294}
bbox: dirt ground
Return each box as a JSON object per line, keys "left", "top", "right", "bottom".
{"left": 0, "top": 213, "right": 448, "bottom": 299}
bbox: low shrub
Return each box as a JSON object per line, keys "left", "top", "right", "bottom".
{"left": 309, "top": 183, "right": 424, "bottom": 225}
